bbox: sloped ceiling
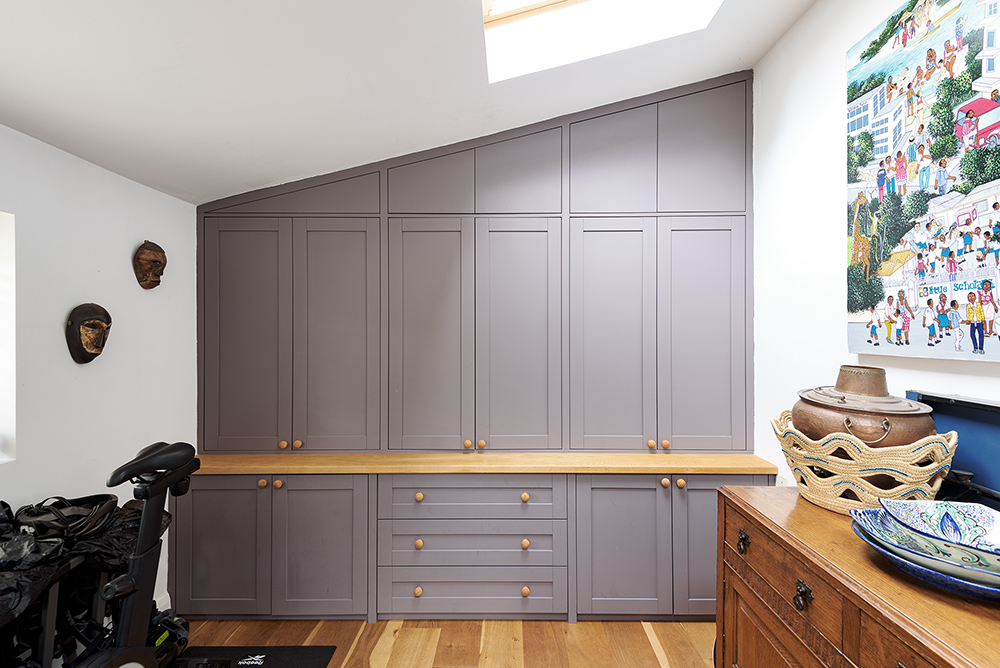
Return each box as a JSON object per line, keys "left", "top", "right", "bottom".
{"left": 0, "top": 0, "right": 816, "bottom": 204}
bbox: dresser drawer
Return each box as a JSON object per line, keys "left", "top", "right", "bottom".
{"left": 859, "top": 614, "right": 934, "bottom": 668}
{"left": 724, "top": 504, "right": 844, "bottom": 649}
{"left": 378, "top": 519, "right": 567, "bottom": 567}
{"left": 377, "top": 566, "right": 568, "bottom": 615}
{"left": 378, "top": 474, "right": 567, "bottom": 519}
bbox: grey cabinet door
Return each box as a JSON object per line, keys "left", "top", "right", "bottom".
{"left": 657, "top": 217, "right": 747, "bottom": 451}
{"left": 293, "top": 218, "right": 379, "bottom": 451}
{"left": 203, "top": 218, "right": 292, "bottom": 452}
{"left": 475, "top": 129, "right": 562, "bottom": 214}
{"left": 569, "top": 218, "right": 657, "bottom": 449}
{"left": 576, "top": 475, "right": 672, "bottom": 615}
{"left": 173, "top": 475, "right": 272, "bottom": 615}
{"left": 671, "top": 474, "right": 754, "bottom": 615}
{"left": 389, "top": 218, "right": 475, "bottom": 450}
{"left": 271, "top": 474, "right": 368, "bottom": 615}
{"left": 476, "top": 217, "right": 561, "bottom": 450}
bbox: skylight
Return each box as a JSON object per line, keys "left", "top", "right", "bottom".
{"left": 482, "top": 0, "right": 726, "bottom": 83}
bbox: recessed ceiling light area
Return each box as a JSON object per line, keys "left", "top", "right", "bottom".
{"left": 482, "top": 0, "right": 726, "bottom": 83}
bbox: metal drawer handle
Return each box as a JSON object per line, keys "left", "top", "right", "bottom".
{"left": 792, "top": 579, "right": 814, "bottom": 611}
{"left": 737, "top": 529, "right": 750, "bottom": 555}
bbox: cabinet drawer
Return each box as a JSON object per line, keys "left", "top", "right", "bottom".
{"left": 724, "top": 505, "right": 844, "bottom": 649}
{"left": 859, "top": 614, "right": 934, "bottom": 668}
{"left": 377, "top": 566, "right": 567, "bottom": 615}
{"left": 378, "top": 519, "right": 567, "bottom": 567}
{"left": 378, "top": 474, "right": 567, "bottom": 519}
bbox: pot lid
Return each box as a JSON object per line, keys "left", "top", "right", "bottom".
{"left": 796, "top": 386, "right": 933, "bottom": 415}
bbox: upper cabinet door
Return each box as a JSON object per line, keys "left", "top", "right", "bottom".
{"left": 657, "top": 82, "right": 748, "bottom": 213}
{"left": 570, "top": 218, "right": 657, "bottom": 449}
{"left": 570, "top": 105, "right": 658, "bottom": 213}
{"left": 203, "top": 217, "right": 292, "bottom": 452}
{"left": 475, "top": 129, "right": 562, "bottom": 214}
{"left": 293, "top": 218, "right": 380, "bottom": 451}
{"left": 476, "top": 218, "right": 561, "bottom": 450}
{"left": 657, "top": 217, "right": 747, "bottom": 451}
{"left": 389, "top": 217, "right": 475, "bottom": 450}
{"left": 388, "top": 152, "right": 476, "bottom": 214}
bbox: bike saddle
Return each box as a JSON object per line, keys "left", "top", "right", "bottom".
{"left": 107, "top": 441, "right": 197, "bottom": 487}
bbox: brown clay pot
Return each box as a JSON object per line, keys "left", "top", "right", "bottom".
{"left": 791, "top": 365, "right": 936, "bottom": 447}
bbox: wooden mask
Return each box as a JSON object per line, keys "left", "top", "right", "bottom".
{"left": 132, "top": 240, "right": 167, "bottom": 289}
{"left": 66, "top": 303, "right": 112, "bottom": 364}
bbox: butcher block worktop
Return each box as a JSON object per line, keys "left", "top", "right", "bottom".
{"left": 194, "top": 452, "right": 778, "bottom": 475}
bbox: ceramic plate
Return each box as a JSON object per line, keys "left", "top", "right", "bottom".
{"left": 851, "top": 521, "right": 1000, "bottom": 601}
{"left": 851, "top": 508, "right": 1000, "bottom": 587}
{"left": 879, "top": 499, "right": 1000, "bottom": 573}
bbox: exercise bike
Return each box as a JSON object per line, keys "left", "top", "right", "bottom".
{"left": 75, "top": 441, "right": 200, "bottom": 668}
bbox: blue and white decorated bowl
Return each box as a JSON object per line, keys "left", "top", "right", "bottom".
{"left": 851, "top": 507, "right": 1000, "bottom": 587}
{"left": 879, "top": 499, "right": 1000, "bottom": 574}
{"left": 851, "top": 521, "right": 1000, "bottom": 601}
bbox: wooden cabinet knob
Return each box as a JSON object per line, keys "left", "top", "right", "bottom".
{"left": 478, "top": 440, "right": 486, "bottom": 449}
{"left": 661, "top": 440, "right": 670, "bottom": 449}
{"left": 415, "top": 492, "right": 424, "bottom": 502}
{"left": 647, "top": 440, "right": 656, "bottom": 449}
{"left": 661, "top": 478, "right": 670, "bottom": 488}
{"left": 521, "top": 539, "right": 530, "bottom": 549}
{"left": 521, "top": 586, "right": 530, "bottom": 597}
{"left": 273, "top": 479, "right": 283, "bottom": 489}
{"left": 521, "top": 492, "right": 530, "bottom": 503}
{"left": 278, "top": 440, "right": 288, "bottom": 450}
{"left": 258, "top": 479, "right": 268, "bottom": 489}
{"left": 414, "top": 586, "right": 423, "bottom": 598}
{"left": 676, "top": 478, "right": 686, "bottom": 489}
{"left": 464, "top": 440, "right": 473, "bottom": 449}
{"left": 292, "top": 440, "right": 303, "bottom": 449}
{"left": 414, "top": 539, "right": 424, "bottom": 550}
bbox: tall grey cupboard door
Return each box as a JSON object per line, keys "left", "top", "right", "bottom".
{"left": 389, "top": 218, "right": 475, "bottom": 450}
{"left": 570, "top": 218, "right": 657, "bottom": 449}
{"left": 173, "top": 475, "right": 272, "bottom": 615}
{"left": 476, "top": 217, "right": 561, "bottom": 450}
{"left": 577, "top": 475, "right": 672, "bottom": 615}
{"left": 657, "top": 217, "right": 747, "bottom": 451}
{"left": 203, "top": 218, "right": 292, "bottom": 452}
{"left": 293, "top": 218, "right": 379, "bottom": 451}
{"left": 271, "top": 475, "right": 367, "bottom": 616}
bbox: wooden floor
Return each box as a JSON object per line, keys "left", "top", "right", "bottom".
{"left": 187, "top": 619, "right": 716, "bottom": 668}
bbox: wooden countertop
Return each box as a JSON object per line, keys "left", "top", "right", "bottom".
{"left": 194, "top": 452, "right": 778, "bottom": 475}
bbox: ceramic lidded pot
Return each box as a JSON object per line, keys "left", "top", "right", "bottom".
{"left": 791, "top": 365, "right": 936, "bottom": 447}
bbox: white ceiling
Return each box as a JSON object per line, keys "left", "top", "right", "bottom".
{"left": 0, "top": 0, "right": 816, "bottom": 205}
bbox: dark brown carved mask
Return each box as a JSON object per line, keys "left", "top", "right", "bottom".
{"left": 66, "top": 303, "right": 112, "bottom": 364}
{"left": 132, "top": 240, "right": 167, "bottom": 289}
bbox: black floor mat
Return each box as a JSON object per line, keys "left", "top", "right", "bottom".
{"left": 172, "top": 645, "right": 336, "bottom": 668}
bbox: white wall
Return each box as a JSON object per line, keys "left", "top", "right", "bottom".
{"left": 0, "top": 121, "right": 196, "bottom": 602}
{"left": 754, "top": 0, "right": 1000, "bottom": 485}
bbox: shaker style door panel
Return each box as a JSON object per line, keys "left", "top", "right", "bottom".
{"left": 570, "top": 104, "right": 658, "bottom": 213}
{"left": 570, "top": 218, "right": 657, "bottom": 449}
{"left": 271, "top": 475, "right": 368, "bottom": 616}
{"left": 475, "top": 128, "right": 562, "bottom": 214}
{"left": 388, "top": 151, "right": 476, "bottom": 214}
{"left": 203, "top": 218, "right": 292, "bottom": 452}
{"left": 658, "top": 82, "right": 747, "bottom": 213}
{"left": 657, "top": 217, "right": 747, "bottom": 451}
{"left": 173, "top": 475, "right": 272, "bottom": 615}
{"left": 577, "top": 475, "right": 672, "bottom": 615}
{"left": 476, "top": 218, "right": 561, "bottom": 450}
{"left": 389, "top": 218, "right": 475, "bottom": 450}
{"left": 293, "top": 218, "right": 379, "bottom": 451}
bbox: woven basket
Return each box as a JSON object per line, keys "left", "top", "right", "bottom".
{"left": 771, "top": 410, "right": 958, "bottom": 515}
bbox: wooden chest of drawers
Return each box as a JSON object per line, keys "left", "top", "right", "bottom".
{"left": 718, "top": 486, "right": 1000, "bottom": 668}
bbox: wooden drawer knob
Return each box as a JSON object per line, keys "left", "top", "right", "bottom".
{"left": 272, "top": 479, "right": 283, "bottom": 489}
{"left": 292, "top": 440, "right": 302, "bottom": 449}
{"left": 414, "top": 539, "right": 424, "bottom": 550}
{"left": 415, "top": 492, "right": 424, "bottom": 502}
{"left": 676, "top": 478, "right": 686, "bottom": 489}
{"left": 521, "top": 539, "right": 530, "bottom": 549}
{"left": 647, "top": 440, "right": 656, "bottom": 449}
{"left": 521, "top": 586, "right": 530, "bottom": 597}
{"left": 278, "top": 440, "right": 288, "bottom": 450}
{"left": 661, "top": 440, "right": 670, "bottom": 449}
{"left": 464, "top": 440, "right": 473, "bottom": 449}
{"left": 414, "top": 586, "right": 423, "bottom": 598}
{"left": 661, "top": 478, "right": 670, "bottom": 488}
{"left": 478, "top": 440, "right": 486, "bottom": 449}
{"left": 521, "top": 492, "right": 530, "bottom": 503}
{"left": 257, "top": 479, "right": 268, "bottom": 489}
